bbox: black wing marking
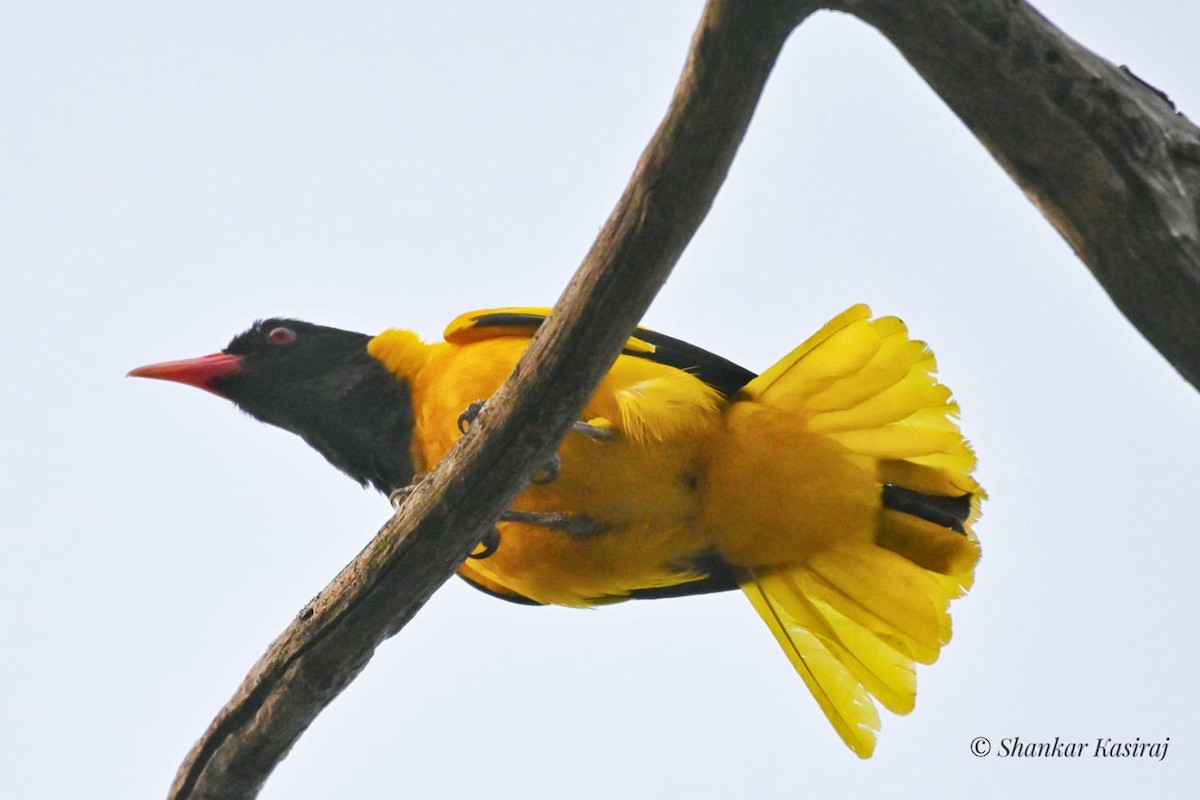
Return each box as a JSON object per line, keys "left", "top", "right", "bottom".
{"left": 624, "top": 326, "right": 758, "bottom": 398}
{"left": 463, "top": 311, "right": 757, "bottom": 398}
{"left": 458, "top": 573, "right": 546, "bottom": 606}
{"left": 626, "top": 550, "right": 742, "bottom": 600}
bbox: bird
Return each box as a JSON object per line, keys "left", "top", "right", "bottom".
{"left": 129, "top": 304, "right": 983, "bottom": 757}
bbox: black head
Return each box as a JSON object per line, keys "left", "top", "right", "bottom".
{"left": 216, "top": 318, "right": 374, "bottom": 422}
{"left": 130, "top": 318, "right": 417, "bottom": 494}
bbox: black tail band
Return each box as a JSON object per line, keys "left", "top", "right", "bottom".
{"left": 882, "top": 484, "right": 971, "bottom": 533}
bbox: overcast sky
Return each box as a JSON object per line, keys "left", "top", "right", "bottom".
{"left": 3, "top": 2, "right": 1198, "bottom": 799}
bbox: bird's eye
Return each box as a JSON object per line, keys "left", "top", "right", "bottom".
{"left": 267, "top": 327, "right": 296, "bottom": 346}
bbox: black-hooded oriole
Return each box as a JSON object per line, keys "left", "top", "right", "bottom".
{"left": 130, "top": 304, "right": 983, "bottom": 757}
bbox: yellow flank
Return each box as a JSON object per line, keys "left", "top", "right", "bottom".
{"left": 367, "top": 305, "right": 983, "bottom": 757}
{"left": 369, "top": 325, "right": 724, "bottom": 603}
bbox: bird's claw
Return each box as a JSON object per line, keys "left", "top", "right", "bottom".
{"left": 469, "top": 527, "right": 502, "bottom": 560}
{"left": 531, "top": 454, "right": 561, "bottom": 484}
{"left": 388, "top": 474, "right": 427, "bottom": 510}
{"left": 388, "top": 486, "right": 413, "bottom": 510}
{"left": 457, "top": 400, "right": 486, "bottom": 434}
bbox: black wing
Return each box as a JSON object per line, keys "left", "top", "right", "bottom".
{"left": 451, "top": 309, "right": 757, "bottom": 398}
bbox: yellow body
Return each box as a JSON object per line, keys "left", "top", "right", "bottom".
{"left": 367, "top": 305, "right": 982, "bottom": 757}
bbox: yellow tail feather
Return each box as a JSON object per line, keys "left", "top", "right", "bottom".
{"left": 721, "top": 305, "right": 983, "bottom": 756}
{"left": 741, "top": 569, "right": 884, "bottom": 758}
{"left": 742, "top": 543, "right": 968, "bottom": 758}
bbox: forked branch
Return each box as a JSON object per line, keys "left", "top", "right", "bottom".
{"left": 834, "top": 0, "right": 1200, "bottom": 388}
{"left": 168, "top": 2, "right": 818, "bottom": 798}
{"left": 170, "top": 0, "right": 1199, "bottom": 797}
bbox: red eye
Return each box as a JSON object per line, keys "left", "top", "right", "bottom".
{"left": 267, "top": 327, "right": 296, "bottom": 346}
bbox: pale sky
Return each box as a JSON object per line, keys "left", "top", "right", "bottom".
{"left": 3, "top": 2, "right": 1198, "bottom": 799}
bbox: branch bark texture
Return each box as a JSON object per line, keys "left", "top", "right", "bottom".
{"left": 833, "top": 0, "right": 1200, "bottom": 389}
{"left": 168, "top": 2, "right": 817, "bottom": 798}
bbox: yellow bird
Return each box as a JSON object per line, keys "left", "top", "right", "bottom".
{"left": 130, "top": 304, "right": 983, "bottom": 757}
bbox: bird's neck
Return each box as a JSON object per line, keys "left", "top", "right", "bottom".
{"left": 295, "top": 354, "right": 419, "bottom": 495}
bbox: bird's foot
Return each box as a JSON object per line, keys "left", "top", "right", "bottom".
{"left": 531, "top": 454, "right": 560, "bottom": 484}
{"left": 456, "top": 400, "right": 486, "bottom": 434}
{"left": 387, "top": 474, "right": 428, "bottom": 511}
{"left": 571, "top": 419, "right": 617, "bottom": 442}
{"left": 390, "top": 477, "right": 501, "bottom": 559}
{"left": 531, "top": 422, "right": 612, "bottom": 483}
{"left": 499, "top": 509, "right": 601, "bottom": 537}
{"left": 455, "top": 400, "right": 570, "bottom": 485}
{"left": 470, "top": 511, "right": 599, "bottom": 560}
{"left": 470, "top": 527, "right": 502, "bottom": 560}
{"left": 454, "top": 403, "right": 614, "bottom": 493}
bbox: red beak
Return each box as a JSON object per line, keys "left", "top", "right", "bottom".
{"left": 127, "top": 353, "right": 244, "bottom": 396}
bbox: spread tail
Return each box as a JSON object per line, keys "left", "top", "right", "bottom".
{"left": 733, "top": 305, "right": 983, "bottom": 756}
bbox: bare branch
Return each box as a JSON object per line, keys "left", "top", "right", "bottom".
{"left": 170, "top": 0, "right": 1200, "bottom": 796}
{"left": 832, "top": 0, "right": 1200, "bottom": 389}
{"left": 168, "top": 2, "right": 818, "bottom": 798}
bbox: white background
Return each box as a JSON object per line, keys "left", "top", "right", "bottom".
{"left": 3, "top": 2, "right": 1198, "bottom": 798}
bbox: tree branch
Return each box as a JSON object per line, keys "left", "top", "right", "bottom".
{"left": 832, "top": 0, "right": 1200, "bottom": 389}
{"left": 170, "top": 0, "right": 1200, "bottom": 796}
{"left": 167, "top": 2, "right": 819, "bottom": 798}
